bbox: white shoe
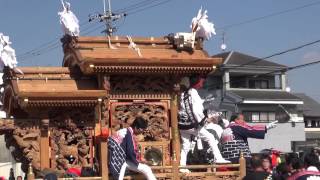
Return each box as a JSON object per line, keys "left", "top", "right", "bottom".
{"left": 179, "top": 169, "right": 191, "bottom": 173}
{"left": 215, "top": 159, "right": 231, "bottom": 164}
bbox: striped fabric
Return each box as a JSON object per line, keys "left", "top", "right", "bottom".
{"left": 108, "top": 137, "right": 126, "bottom": 179}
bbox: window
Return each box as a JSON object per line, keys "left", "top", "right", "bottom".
{"left": 269, "top": 112, "right": 276, "bottom": 121}
{"left": 243, "top": 111, "right": 276, "bottom": 122}
{"left": 248, "top": 80, "right": 269, "bottom": 89}
{"left": 260, "top": 112, "right": 268, "bottom": 121}
{"left": 252, "top": 112, "right": 260, "bottom": 122}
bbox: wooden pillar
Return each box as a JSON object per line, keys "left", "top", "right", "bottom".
{"left": 40, "top": 118, "right": 50, "bottom": 170}
{"left": 171, "top": 83, "right": 180, "bottom": 180}
{"left": 239, "top": 151, "right": 246, "bottom": 179}
{"left": 99, "top": 75, "right": 110, "bottom": 180}
{"left": 97, "top": 100, "right": 109, "bottom": 180}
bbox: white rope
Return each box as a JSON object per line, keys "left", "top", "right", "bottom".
{"left": 61, "top": 0, "right": 66, "bottom": 10}
{"left": 107, "top": 35, "right": 117, "bottom": 49}
{"left": 127, "top": 35, "right": 142, "bottom": 57}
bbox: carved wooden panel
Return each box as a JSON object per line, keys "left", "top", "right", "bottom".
{"left": 110, "top": 101, "right": 170, "bottom": 141}
{"left": 3, "top": 119, "right": 41, "bottom": 173}
{"left": 49, "top": 108, "right": 95, "bottom": 173}
{"left": 110, "top": 75, "right": 173, "bottom": 94}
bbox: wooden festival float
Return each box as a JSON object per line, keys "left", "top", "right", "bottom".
{"left": 0, "top": 35, "right": 246, "bottom": 179}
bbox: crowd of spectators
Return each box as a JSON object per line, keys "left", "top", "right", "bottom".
{"left": 243, "top": 148, "right": 320, "bottom": 180}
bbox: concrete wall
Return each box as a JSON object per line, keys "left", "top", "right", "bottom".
{"left": 0, "top": 132, "right": 25, "bottom": 178}
{"left": 248, "top": 122, "right": 306, "bottom": 153}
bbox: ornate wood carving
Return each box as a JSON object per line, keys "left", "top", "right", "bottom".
{"left": 0, "top": 108, "right": 96, "bottom": 174}
{"left": 49, "top": 108, "right": 95, "bottom": 173}
{"left": 110, "top": 102, "right": 170, "bottom": 141}
{"left": 94, "top": 66, "right": 213, "bottom": 75}
{"left": 3, "top": 119, "right": 41, "bottom": 173}
{"left": 110, "top": 75, "right": 173, "bottom": 94}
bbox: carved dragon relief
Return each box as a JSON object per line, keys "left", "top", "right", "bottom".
{"left": 0, "top": 108, "right": 96, "bottom": 175}
{"left": 1, "top": 119, "right": 41, "bottom": 173}
{"left": 49, "top": 108, "right": 95, "bottom": 174}
{"left": 111, "top": 102, "right": 170, "bottom": 141}
{"left": 110, "top": 75, "right": 173, "bottom": 94}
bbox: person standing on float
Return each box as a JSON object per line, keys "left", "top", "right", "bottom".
{"left": 178, "top": 76, "right": 230, "bottom": 173}
{"left": 221, "top": 113, "right": 277, "bottom": 164}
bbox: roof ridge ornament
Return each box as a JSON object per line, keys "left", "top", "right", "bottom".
{"left": 0, "top": 33, "right": 23, "bottom": 74}
{"left": 166, "top": 7, "right": 215, "bottom": 52}
{"left": 58, "top": 0, "right": 80, "bottom": 37}
{"left": 191, "top": 7, "right": 216, "bottom": 40}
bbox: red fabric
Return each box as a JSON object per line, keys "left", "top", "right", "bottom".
{"left": 271, "top": 153, "right": 277, "bottom": 167}
{"left": 232, "top": 120, "right": 266, "bottom": 131}
{"left": 191, "top": 78, "right": 205, "bottom": 89}
{"left": 288, "top": 170, "right": 320, "bottom": 180}
{"left": 67, "top": 167, "right": 81, "bottom": 176}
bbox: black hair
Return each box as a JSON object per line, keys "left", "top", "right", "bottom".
{"left": 285, "top": 153, "right": 299, "bottom": 165}
{"left": 304, "top": 152, "right": 320, "bottom": 167}
{"left": 261, "top": 154, "right": 272, "bottom": 163}
{"left": 230, "top": 113, "right": 241, "bottom": 122}
{"left": 291, "top": 157, "right": 303, "bottom": 170}
{"left": 131, "top": 117, "right": 148, "bottom": 130}
{"left": 250, "top": 154, "right": 263, "bottom": 169}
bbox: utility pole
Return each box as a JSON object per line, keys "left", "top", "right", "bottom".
{"left": 89, "top": 0, "right": 127, "bottom": 36}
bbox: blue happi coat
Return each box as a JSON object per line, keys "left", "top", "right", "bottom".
{"left": 108, "top": 128, "right": 139, "bottom": 179}
{"left": 221, "top": 121, "right": 266, "bottom": 163}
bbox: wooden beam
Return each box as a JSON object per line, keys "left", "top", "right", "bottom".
{"left": 170, "top": 90, "right": 180, "bottom": 180}
{"left": 40, "top": 118, "right": 50, "bottom": 170}
{"left": 100, "top": 139, "right": 108, "bottom": 180}
{"left": 98, "top": 99, "right": 109, "bottom": 180}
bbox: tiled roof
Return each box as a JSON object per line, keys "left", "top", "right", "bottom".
{"left": 213, "top": 51, "right": 287, "bottom": 68}
{"left": 294, "top": 93, "right": 320, "bottom": 117}
{"left": 229, "top": 90, "right": 301, "bottom": 101}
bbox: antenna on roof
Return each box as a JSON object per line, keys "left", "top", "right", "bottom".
{"left": 89, "top": 0, "right": 127, "bottom": 36}
{"left": 220, "top": 31, "right": 227, "bottom": 51}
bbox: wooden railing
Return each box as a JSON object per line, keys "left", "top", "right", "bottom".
{"left": 28, "top": 153, "right": 246, "bottom": 180}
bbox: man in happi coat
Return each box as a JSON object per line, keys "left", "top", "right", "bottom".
{"left": 108, "top": 117, "right": 156, "bottom": 180}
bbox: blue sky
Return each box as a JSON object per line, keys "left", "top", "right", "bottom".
{"left": 1, "top": 0, "right": 320, "bottom": 102}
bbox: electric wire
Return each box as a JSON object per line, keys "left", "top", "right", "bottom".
{"left": 220, "top": 58, "right": 320, "bottom": 86}
{"left": 17, "top": 0, "right": 174, "bottom": 62}
{"left": 216, "top": 0, "right": 320, "bottom": 31}
{"left": 222, "top": 39, "right": 320, "bottom": 69}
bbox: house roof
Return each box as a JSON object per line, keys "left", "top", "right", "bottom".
{"left": 213, "top": 51, "right": 287, "bottom": 68}
{"left": 62, "top": 36, "right": 222, "bottom": 75}
{"left": 228, "top": 90, "right": 302, "bottom": 103}
{"left": 294, "top": 93, "right": 320, "bottom": 117}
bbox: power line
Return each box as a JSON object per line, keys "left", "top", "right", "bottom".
{"left": 19, "top": 22, "right": 104, "bottom": 62}
{"left": 276, "top": 59, "right": 320, "bottom": 74}
{"left": 216, "top": 0, "right": 320, "bottom": 31}
{"left": 16, "top": 20, "right": 91, "bottom": 59}
{"left": 17, "top": 0, "right": 174, "bottom": 62}
{"left": 115, "top": 0, "right": 164, "bottom": 13}
{"left": 221, "top": 58, "right": 320, "bottom": 86}
{"left": 210, "top": 37, "right": 320, "bottom": 87}
{"left": 219, "top": 39, "right": 320, "bottom": 70}
{"left": 125, "top": 0, "right": 173, "bottom": 15}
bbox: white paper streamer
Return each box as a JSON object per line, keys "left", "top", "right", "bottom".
{"left": 191, "top": 7, "right": 216, "bottom": 40}
{"left": 58, "top": 0, "right": 80, "bottom": 36}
